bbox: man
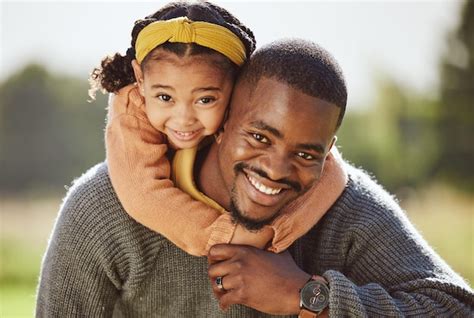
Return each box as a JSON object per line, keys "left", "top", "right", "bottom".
{"left": 204, "top": 40, "right": 474, "bottom": 316}
{"left": 36, "top": 39, "right": 473, "bottom": 317}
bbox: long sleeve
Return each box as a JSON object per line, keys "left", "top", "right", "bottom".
{"left": 301, "top": 166, "right": 474, "bottom": 317}
{"left": 106, "top": 85, "right": 235, "bottom": 256}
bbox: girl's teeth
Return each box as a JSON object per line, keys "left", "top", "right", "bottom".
{"left": 176, "top": 130, "right": 195, "bottom": 136}
{"left": 247, "top": 175, "right": 282, "bottom": 195}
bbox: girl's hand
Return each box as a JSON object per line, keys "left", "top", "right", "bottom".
{"left": 230, "top": 224, "right": 274, "bottom": 249}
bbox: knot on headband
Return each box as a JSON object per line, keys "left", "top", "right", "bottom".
{"left": 135, "top": 17, "right": 246, "bottom": 66}
{"left": 167, "top": 17, "right": 196, "bottom": 43}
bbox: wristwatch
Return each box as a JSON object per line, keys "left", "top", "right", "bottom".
{"left": 298, "top": 275, "right": 330, "bottom": 318}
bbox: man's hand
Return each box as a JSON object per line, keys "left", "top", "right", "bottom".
{"left": 207, "top": 244, "right": 310, "bottom": 314}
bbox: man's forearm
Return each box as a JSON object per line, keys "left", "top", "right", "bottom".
{"left": 207, "top": 243, "right": 473, "bottom": 316}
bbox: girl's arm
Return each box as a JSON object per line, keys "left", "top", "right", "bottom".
{"left": 106, "top": 85, "right": 272, "bottom": 256}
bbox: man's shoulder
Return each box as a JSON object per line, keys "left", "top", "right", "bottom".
{"left": 331, "top": 163, "right": 407, "bottom": 227}
{"left": 344, "top": 164, "right": 398, "bottom": 203}
{"left": 60, "top": 162, "right": 116, "bottom": 219}
{"left": 57, "top": 162, "right": 162, "bottom": 243}
{"left": 42, "top": 163, "right": 169, "bottom": 296}
{"left": 66, "top": 161, "right": 110, "bottom": 198}
{"left": 307, "top": 163, "right": 421, "bottom": 261}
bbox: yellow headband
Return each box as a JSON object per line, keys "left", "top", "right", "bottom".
{"left": 135, "top": 17, "right": 247, "bottom": 66}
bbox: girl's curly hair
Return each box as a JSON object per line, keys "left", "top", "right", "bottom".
{"left": 89, "top": 1, "right": 256, "bottom": 99}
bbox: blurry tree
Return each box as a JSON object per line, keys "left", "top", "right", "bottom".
{"left": 0, "top": 64, "right": 107, "bottom": 194}
{"left": 1, "top": 0, "right": 472, "bottom": 196}
{"left": 337, "top": 76, "right": 439, "bottom": 192}
{"left": 339, "top": 0, "right": 473, "bottom": 194}
{"left": 438, "top": 0, "right": 474, "bottom": 192}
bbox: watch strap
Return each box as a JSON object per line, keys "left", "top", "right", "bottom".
{"left": 299, "top": 308, "right": 318, "bottom": 318}
{"left": 310, "top": 275, "right": 328, "bottom": 285}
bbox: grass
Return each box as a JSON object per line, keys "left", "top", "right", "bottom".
{"left": 401, "top": 184, "right": 474, "bottom": 285}
{"left": 0, "top": 196, "right": 58, "bottom": 318}
{"left": 0, "top": 186, "right": 472, "bottom": 316}
{"left": 0, "top": 284, "right": 37, "bottom": 317}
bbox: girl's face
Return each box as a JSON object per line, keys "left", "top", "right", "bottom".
{"left": 132, "top": 51, "right": 234, "bottom": 149}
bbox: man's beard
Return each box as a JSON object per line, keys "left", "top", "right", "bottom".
{"left": 229, "top": 186, "right": 280, "bottom": 231}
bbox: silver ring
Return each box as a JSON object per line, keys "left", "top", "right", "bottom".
{"left": 216, "top": 276, "right": 226, "bottom": 291}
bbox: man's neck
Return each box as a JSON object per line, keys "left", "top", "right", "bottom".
{"left": 196, "top": 142, "right": 231, "bottom": 211}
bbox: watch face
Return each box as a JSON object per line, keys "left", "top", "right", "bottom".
{"left": 300, "top": 281, "right": 329, "bottom": 312}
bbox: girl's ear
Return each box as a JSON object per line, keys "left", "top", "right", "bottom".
{"left": 131, "top": 59, "right": 145, "bottom": 96}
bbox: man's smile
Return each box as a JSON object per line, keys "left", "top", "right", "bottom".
{"left": 247, "top": 174, "right": 282, "bottom": 195}
{"left": 238, "top": 168, "right": 292, "bottom": 207}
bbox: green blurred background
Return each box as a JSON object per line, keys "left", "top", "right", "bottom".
{"left": 1, "top": 1, "right": 473, "bottom": 317}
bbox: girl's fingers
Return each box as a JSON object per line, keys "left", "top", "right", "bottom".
{"left": 208, "top": 244, "right": 246, "bottom": 263}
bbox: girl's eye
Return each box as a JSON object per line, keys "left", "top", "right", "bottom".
{"left": 297, "top": 152, "right": 314, "bottom": 161}
{"left": 252, "top": 133, "right": 269, "bottom": 144}
{"left": 157, "top": 94, "right": 172, "bottom": 102}
{"left": 198, "top": 97, "right": 216, "bottom": 105}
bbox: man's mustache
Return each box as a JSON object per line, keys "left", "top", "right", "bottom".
{"left": 233, "top": 162, "right": 302, "bottom": 193}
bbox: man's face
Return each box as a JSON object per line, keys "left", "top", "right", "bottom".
{"left": 216, "top": 77, "right": 340, "bottom": 230}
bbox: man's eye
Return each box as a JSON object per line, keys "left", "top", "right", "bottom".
{"left": 157, "top": 94, "right": 172, "bottom": 102}
{"left": 252, "top": 133, "right": 269, "bottom": 144}
{"left": 297, "top": 152, "right": 314, "bottom": 160}
{"left": 198, "top": 97, "right": 216, "bottom": 104}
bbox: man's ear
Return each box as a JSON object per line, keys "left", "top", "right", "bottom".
{"left": 131, "top": 59, "right": 145, "bottom": 97}
{"left": 222, "top": 106, "right": 230, "bottom": 125}
{"left": 214, "top": 117, "right": 232, "bottom": 144}
{"left": 327, "top": 135, "right": 337, "bottom": 154}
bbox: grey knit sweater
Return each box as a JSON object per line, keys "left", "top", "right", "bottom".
{"left": 36, "top": 162, "right": 473, "bottom": 317}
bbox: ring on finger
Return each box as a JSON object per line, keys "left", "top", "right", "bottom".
{"left": 216, "top": 276, "right": 226, "bottom": 291}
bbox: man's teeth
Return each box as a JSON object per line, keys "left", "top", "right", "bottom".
{"left": 247, "top": 175, "right": 282, "bottom": 195}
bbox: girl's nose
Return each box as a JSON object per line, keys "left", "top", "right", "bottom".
{"left": 174, "top": 103, "right": 196, "bottom": 126}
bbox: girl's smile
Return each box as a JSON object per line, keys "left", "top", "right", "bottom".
{"left": 167, "top": 127, "right": 204, "bottom": 143}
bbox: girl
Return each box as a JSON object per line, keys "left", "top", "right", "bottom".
{"left": 90, "top": 1, "right": 347, "bottom": 256}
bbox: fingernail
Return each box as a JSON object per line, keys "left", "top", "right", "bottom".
{"left": 208, "top": 247, "right": 215, "bottom": 256}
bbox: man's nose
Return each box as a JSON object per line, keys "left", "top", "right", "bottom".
{"left": 259, "top": 152, "right": 293, "bottom": 182}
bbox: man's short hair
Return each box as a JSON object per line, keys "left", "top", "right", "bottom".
{"left": 239, "top": 38, "right": 347, "bottom": 129}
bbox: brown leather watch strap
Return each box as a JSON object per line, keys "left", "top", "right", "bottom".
{"left": 298, "top": 308, "right": 318, "bottom": 318}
